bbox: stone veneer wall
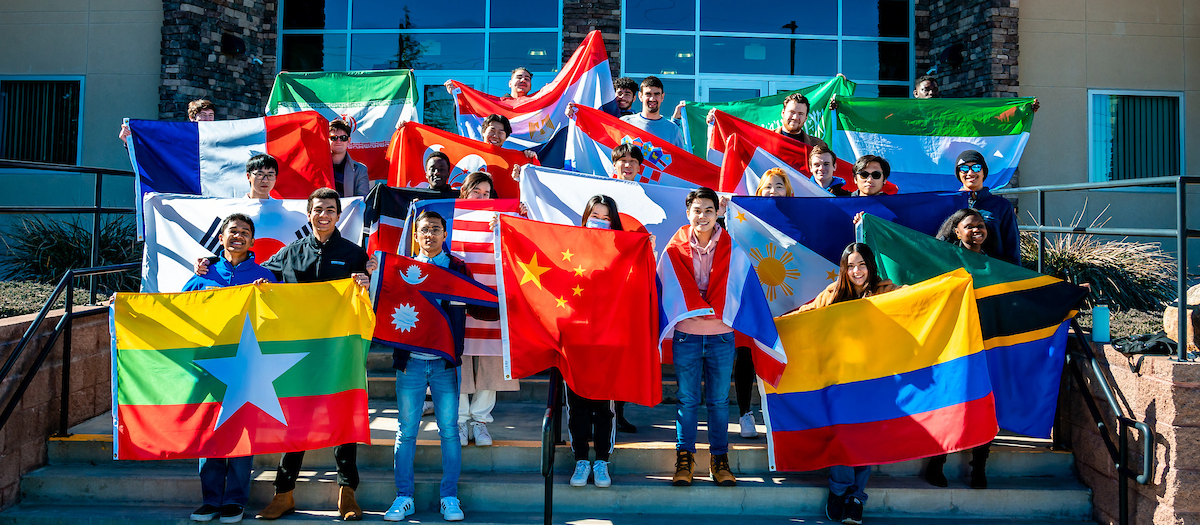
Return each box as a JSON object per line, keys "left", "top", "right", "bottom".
{"left": 915, "top": 0, "right": 1019, "bottom": 98}
{"left": 160, "top": 1, "right": 278, "bottom": 120}
{"left": 561, "top": 0, "right": 621, "bottom": 80}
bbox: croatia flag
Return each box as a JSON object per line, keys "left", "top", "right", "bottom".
{"left": 127, "top": 111, "right": 334, "bottom": 200}
{"left": 450, "top": 30, "right": 617, "bottom": 149}
{"left": 385, "top": 121, "right": 536, "bottom": 197}
{"left": 566, "top": 105, "right": 721, "bottom": 189}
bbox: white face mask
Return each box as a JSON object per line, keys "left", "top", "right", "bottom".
{"left": 586, "top": 217, "right": 611, "bottom": 230}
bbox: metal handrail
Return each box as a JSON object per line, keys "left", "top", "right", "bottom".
{"left": 540, "top": 368, "right": 563, "bottom": 525}
{"left": 0, "top": 263, "right": 140, "bottom": 435}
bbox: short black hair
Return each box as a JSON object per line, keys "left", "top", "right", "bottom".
{"left": 482, "top": 114, "right": 512, "bottom": 136}
{"left": 219, "top": 213, "right": 255, "bottom": 237}
{"left": 307, "top": 187, "right": 342, "bottom": 214}
{"left": 329, "top": 119, "right": 352, "bottom": 135}
{"left": 686, "top": 187, "right": 719, "bottom": 210}
{"left": 416, "top": 210, "right": 447, "bottom": 230}
{"left": 614, "top": 77, "right": 638, "bottom": 92}
{"left": 511, "top": 67, "right": 531, "bottom": 78}
{"left": 782, "top": 92, "right": 811, "bottom": 113}
{"left": 611, "top": 143, "right": 644, "bottom": 164}
{"left": 426, "top": 151, "right": 450, "bottom": 166}
{"left": 640, "top": 76, "right": 664, "bottom": 93}
{"left": 854, "top": 155, "right": 891, "bottom": 179}
{"left": 246, "top": 153, "right": 278, "bottom": 174}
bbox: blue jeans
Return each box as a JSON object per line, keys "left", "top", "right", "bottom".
{"left": 199, "top": 456, "right": 252, "bottom": 507}
{"left": 829, "top": 465, "right": 870, "bottom": 501}
{"left": 394, "top": 359, "right": 461, "bottom": 498}
{"left": 672, "top": 331, "right": 735, "bottom": 455}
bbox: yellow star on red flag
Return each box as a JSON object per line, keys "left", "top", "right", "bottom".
{"left": 517, "top": 253, "right": 551, "bottom": 290}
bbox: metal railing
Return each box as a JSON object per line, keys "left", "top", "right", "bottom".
{"left": 0, "top": 159, "right": 137, "bottom": 304}
{"left": 539, "top": 368, "right": 564, "bottom": 525}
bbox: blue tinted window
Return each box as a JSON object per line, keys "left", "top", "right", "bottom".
{"left": 699, "top": 0, "right": 836, "bottom": 35}
{"left": 283, "top": 0, "right": 347, "bottom": 29}
{"left": 282, "top": 34, "right": 346, "bottom": 71}
{"left": 352, "top": 0, "right": 485, "bottom": 29}
{"left": 708, "top": 88, "right": 761, "bottom": 103}
{"left": 625, "top": 34, "right": 695, "bottom": 75}
{"left": 842, "top": 40, "right": 908, "bottom": 81}
{"left": 350, "top": 33, "right": 484, "bottom": 70}
{"left": 842, "top": 0, "right": 909, "bottom": 38}
{"left": 489, "top": 33, "right": 559, "bottom": 72}
{"left": 626, "top": 0, "right": 695, "bottom": 31}
{"left": 700, "top": 37, "right": 836, "bottom": 76}
{"left": 491, "top": 0, "right": 558, "bottom": 27}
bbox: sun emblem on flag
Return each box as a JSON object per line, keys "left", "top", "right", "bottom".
{"left": 391, "top": 304, "right": 419, "bottom": 332}
{"left": 749, "top": 243, "right": 801, "bottom": 301}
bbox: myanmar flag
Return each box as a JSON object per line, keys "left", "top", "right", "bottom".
{"left": 495, "top": 215, "right": 661, "bottom": 406}
{"left": 111, "top": 280, "right": 375, "bottom": 460}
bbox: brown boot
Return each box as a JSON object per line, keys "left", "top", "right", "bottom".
{"left": 255, "top": 490, "right": 295, "bottom": 520}
{"left": 672, "top": 450, "right": 694, "bottom": 486}
{"left": 710, "top": 453, "right": 737, "bottom": 486}
{"left": 338, "top": 486, "right": 363, "bottom": 521}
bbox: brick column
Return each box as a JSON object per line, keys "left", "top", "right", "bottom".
{"left": 920, "top": 0, "right": 1019, "bottom": 98}
{"left": 561, "top": 0, "right": 621, "bottom": 80}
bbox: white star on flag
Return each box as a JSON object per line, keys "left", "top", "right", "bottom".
{"left": 194, "top": 315, "right": 309, "bottom": 430}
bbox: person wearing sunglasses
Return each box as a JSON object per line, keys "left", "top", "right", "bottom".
{"left": 850, "top": 155, "right": 890, "bottom": 197}
{"left": 954, "top": 150, "right": 1019, "bottom": 264}
{"left": 329, "top": 119, "right": 371, "bottom": 198}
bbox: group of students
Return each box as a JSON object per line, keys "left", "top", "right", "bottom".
{"left": 152, "top": 67, "right": 1020, "bottom": 525}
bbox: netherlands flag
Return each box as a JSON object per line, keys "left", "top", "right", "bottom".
{"left": 449, "top": 30, "right": 617, "bottom": 149}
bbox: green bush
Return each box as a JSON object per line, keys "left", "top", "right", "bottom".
{"left": 0, "top": 214, "right": 142, "bottom": 293}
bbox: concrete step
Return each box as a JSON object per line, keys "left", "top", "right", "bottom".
{"left": 0, "top": 504, "right": 1097, "bottom": 525}
{"left": 16, "top": 466, "right": 1093, "bottom": 520}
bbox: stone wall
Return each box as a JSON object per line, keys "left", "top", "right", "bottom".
{"left": 917, "top": 0, "right": 1019, "bottom": 98}
{"left": 160, "top": 1, "right": 278, "bottom": 120}
{"left": 561, "top": 0, "right": 621, "bottom": 80}
{"left": 0, "top": 307, "right": 111, "bottom": 510}
{"left": 1063, "top": 340, "right": 1200, "bottom": 523}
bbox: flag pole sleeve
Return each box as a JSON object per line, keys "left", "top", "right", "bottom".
{"left": 493, "top": 217, "right": 514, "bottom": 381}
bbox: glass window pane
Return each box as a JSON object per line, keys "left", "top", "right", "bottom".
{"left": 491, "top": 0, "right": 557, "bottom": 27}
{"left": 625, "top": 34, "right": 695, "bottom": 75}
{"left": 1093, "top": 94, "right": 1181, "bottom": 181}
{"left": 700, "top": 37, "right": 835, "bottom": 76}
{"left": 352, "top": 0, "right": 484, "bottom": 29}
{"left": 351, "top": 33, "right": 483, "bottom": 70}
{"left": 283, "top": 0, "right": 347, "bottom": 30}
{"left": 625, "top": 0, "right": 694, "bottom": 31}
{"left": 700, "top": 0, "right": 836, "bottom": 35}
{"left": 282, "top": 34, "right": 346, "bottom": 72}
{"left": 489, "top": 33, "right": 558, "bottom": 72}
{"left": 841, "top": 41, "right": 908, "bottom": 81}
{"left": 708, "top": 87, "right": 761, "bottom": 103}
{"left": 853, "top": 84, "right": 909, "bottom": 98}
{"left": 842, "top": 0, "right": 910, "bottom": 38}
{"left": 487, "top": 75, "right": 552, "bottom": 96}
{"left": 423, "top": 83, "right": 461, "bottom": 133}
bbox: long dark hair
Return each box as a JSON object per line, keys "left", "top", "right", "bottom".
{"left": 936, "top": 208, "right": 997, "bottom": 255}
{"left": 580, "top": 194, "right": 624, "bottom": 231}
{"left": 459, "top": 171, "right": 497, "bottom": 199}
{"left": 831, "top": 243, "right": 882, "bottom": 304}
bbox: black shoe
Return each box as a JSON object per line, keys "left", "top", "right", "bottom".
{"left": 825, "top": 489, "right": 845, "bottom": 521}
{"left": 924, "top": 455, "right": 948, "bottom": 487}
{"left": 190, "top": 505, "right": 220, "bottom": 522}
{"left": 970, "top": 465, "right": 988, "bottom": 489}
{"left": 842, "top": 496, "right": 864, "bottom": 524}
{"left": 218, "top": 505, "right": 244, "bottom": 524}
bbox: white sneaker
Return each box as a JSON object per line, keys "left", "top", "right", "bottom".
{"left": 458, "top": 422, "right": 470, "bottom": 446}
{"left": 383, "top": 495, "right": 415, "bottom": 521}
{"left": 471, "top": 421, "right": 493, "bottom": 446}
{"left": 422, "top": 400, "right": 435, "bottom": 416}
{"left": 569, "top": 459, "right": 591, "bottom": 487}
{"left": 592, "top": 460, "right": 612, "bottom": 488}
{"left": 740, "top": 412, "right": 759, "bottom": 438}
{"left": 440, "top": 496, "right": 465, "bottom": 521}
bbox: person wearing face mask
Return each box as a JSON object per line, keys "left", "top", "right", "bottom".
{"left": 788, "top": 243, "right": 900, "bottom": 525}
{"left": 954, "top": 150, "right": 1019, "bottom": 264}
{"left": 809, "top": 145, "right": 850, "bottom": 196}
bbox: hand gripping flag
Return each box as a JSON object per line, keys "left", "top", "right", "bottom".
{"left": 519, "top": 164, "right": 692, "bottom": 252}
{"left": 370, "top": 253, "right": 499, "bottom": 365}
{"left": 385, "top": 121, "right": 537, "bottom": 196}
{"left": 112, "top": 279, "right": 375, "bottom": 460}
{"left": 859, "top": 214, "right": 1087, "bottom": 437}
{"left": 724, "top": 192, "right": 968, "bottom": 316}
{"left": 266, "top": 69, "right": 420, "bottom": 183}
{"left": 680, "top": 75, "right": 856, "bottom": 159}
{"left": 495, "top": 215, "right": 661, "bottom": 406}
{"left": 764, "top": 269, "right": 998, "bottom": 472}
{"left": 364, "top": 184, "right": 460, "bottom": 257}
{"left": 658, "top": 225, "right": 787, "bottom": 385}
{"left": 450, "top": 30, "right": 617, "bottom": 148}
{"left": 127, "top": 111, "right": 334, "bottom": 199}
{"left": 566, "top": 105, "right": 721, "bottom": 188}
{"left": 141, "top": 193, "right": 364, "bottom": 293}
{"left": 831, "top": 97, "right": 1037, "bottom": 192}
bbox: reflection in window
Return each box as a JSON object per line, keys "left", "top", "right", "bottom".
{"left": 841, "top": 0, "right": 909, "bottom": 37}
{"left": 489, "top": 33, "right": 559, "bottom": 72}
{"left": 626, "top": 0, "right": 695, "bottom": 31}
{"left": 491, "top": 0, "right": 558, "bottom": 27}
{"left": 700, "top": 37, "right": 836, "bottom": 77}
{"left": 350, "top": 33, "right": 484, "bottom": 70}
{"left": 0, "top": 80, "right": 81, "bottom": 164}
{"left": 423, "top": 84, "right": 459, "bottom": 133}
{"left": 1091, "top": 93, "right": 1182, "bottom": 181}
{"left": 352, "top": 0, "right": 485, "bottom": 29}
{"left": 282, "top": 34, "right": 347, "bottom": 72}
{"left": 625, "top": 34, "right": 695, "bottom": 75}
{"left": 841, "top": 41, "right": 908, "bottom": 81}
{"left": 283, "top": 0, "right": 347, "bottom": 29}
{"left": 699, "top": 0, "right": 837, "bottom": 35}
{"left": 708, "top": 88, "right": 761, "bottom": 103}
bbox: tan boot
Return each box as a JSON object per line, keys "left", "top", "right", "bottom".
{"left": 338, "top": 486, "right": 363, "bottom": 521}
{"left": 710, "top": 453, "right": 737, "bottom": 486}
{"left": 672, "top": 450, "right": 694, "bottom": 486}
{"left": 255, "top": 490, "right": 295, "bottom": 520}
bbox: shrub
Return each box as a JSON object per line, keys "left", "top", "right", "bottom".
{"left": 0, "top": 214, "right": 142, "bottom": 293}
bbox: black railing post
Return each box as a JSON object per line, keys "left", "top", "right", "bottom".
{"left": 89, "top": 173, "right": 104, "bottom": 304}
{"left": 56, "top": 272, "right": 74, "bottom": 437}
{"left": 1036, "top": 188, "right": 1046, "bottom": 273}
{"left": 1118, "top": 419, "right": 1129, "bottom": 525}
{"left": 1177, "top": 177, "right": 1189, "bottom": 361}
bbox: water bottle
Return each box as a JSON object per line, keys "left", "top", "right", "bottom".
{"left": 1092, "top": 302, "right": 1111, "bottom": 344}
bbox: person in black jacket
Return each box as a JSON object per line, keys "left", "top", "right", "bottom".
{"left": 954, "top": 150, "right": 1020, "bottom": 265}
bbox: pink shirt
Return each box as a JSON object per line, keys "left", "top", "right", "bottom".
{"left": 675, "top": 224, "right": 733, "bottom": 335}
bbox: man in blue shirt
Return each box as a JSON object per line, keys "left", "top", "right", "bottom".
{"left": 182, "top": 213, "right": 277, "bottom": 524}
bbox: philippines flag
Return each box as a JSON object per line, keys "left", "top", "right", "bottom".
{"left": 385, "top": 121, "right": 537, "bottom": 197}
{"left": 565, "top": 105, "right": 721, "bottom": 189}
{"left": 127, "top": 111, "right": 334, "bottom": 199}
{"left": 400, "top": 198, "right": 522, "bottom": 357}
{"left": 450, "top": 30, "right": 617, "bottom": 149}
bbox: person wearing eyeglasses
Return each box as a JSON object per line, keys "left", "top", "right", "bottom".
{"left": 245, "top": 154, "right": 278, "bottom": 199}
{"left": 850, "top": 155, "right": 890, "bottom": 197}
{"left": 329, "top": 119, "right": 371, "bottom": 198}
{"left": 954, "top": 150, "right": 1019, "bottom": 265}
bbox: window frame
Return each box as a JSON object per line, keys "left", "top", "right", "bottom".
{"left": 1087, "top": 88, "right": 1186, "bottom": 187}
{"left": 0, "top": 75, "right": 86, "bottom": 166}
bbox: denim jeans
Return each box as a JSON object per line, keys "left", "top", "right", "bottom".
{"left": 829, "top": 465, "right": 871, "bottom": 501}
{"left": 199, "top": 456, "right": 252, "bottom": 507}
{"left": 672, "top": 330, "right": 735, "bottom": 455}
{"left": 394, "top": 359, "right": 461, "bottom": 498}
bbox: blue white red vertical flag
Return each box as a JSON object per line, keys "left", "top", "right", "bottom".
{"left": 565, "top": 105, "right": 721, "bottom": 189}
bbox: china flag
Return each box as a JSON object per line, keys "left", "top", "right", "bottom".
{"left": 496, "top": 215, "right": 661, "bottom": 406}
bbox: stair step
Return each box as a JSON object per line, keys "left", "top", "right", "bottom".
{"left": 17, "top": 466, "right": 1093, "bottom": 519}
{"left": 366, "top": 371, "right": 759, "bottom": 404}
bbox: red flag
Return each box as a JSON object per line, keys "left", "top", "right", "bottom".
{"left": 370, "top": 253, "right": 499, "bottom": 364}
{"left": 384, "top": 121, "right": 538, "bottom": 197}
{"left": 569, "top": 105, "right": 721, "bottom": 189}
{"left": 497, "top": 215, "right": 661, "bottom": 405}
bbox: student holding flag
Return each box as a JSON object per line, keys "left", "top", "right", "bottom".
{"left": 621, "top": 76, "right": 687, "bottom": 150}
{"left": 850, "top": 155, "right": 891, "bottom": 197}
{"left": 480, "top": 114, "right": 539, "bottom": 160}
{"left": 329, "top": 118, "right": 371, "bottom": 198}
{"left": 810, "top": 145, "right": 851, "bottom": 196}
{"left": 611, "top": 143, "right": 643, "bottom": 182}
{"left": 954, "top": 150, "right": 1020, "bottom": 264}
